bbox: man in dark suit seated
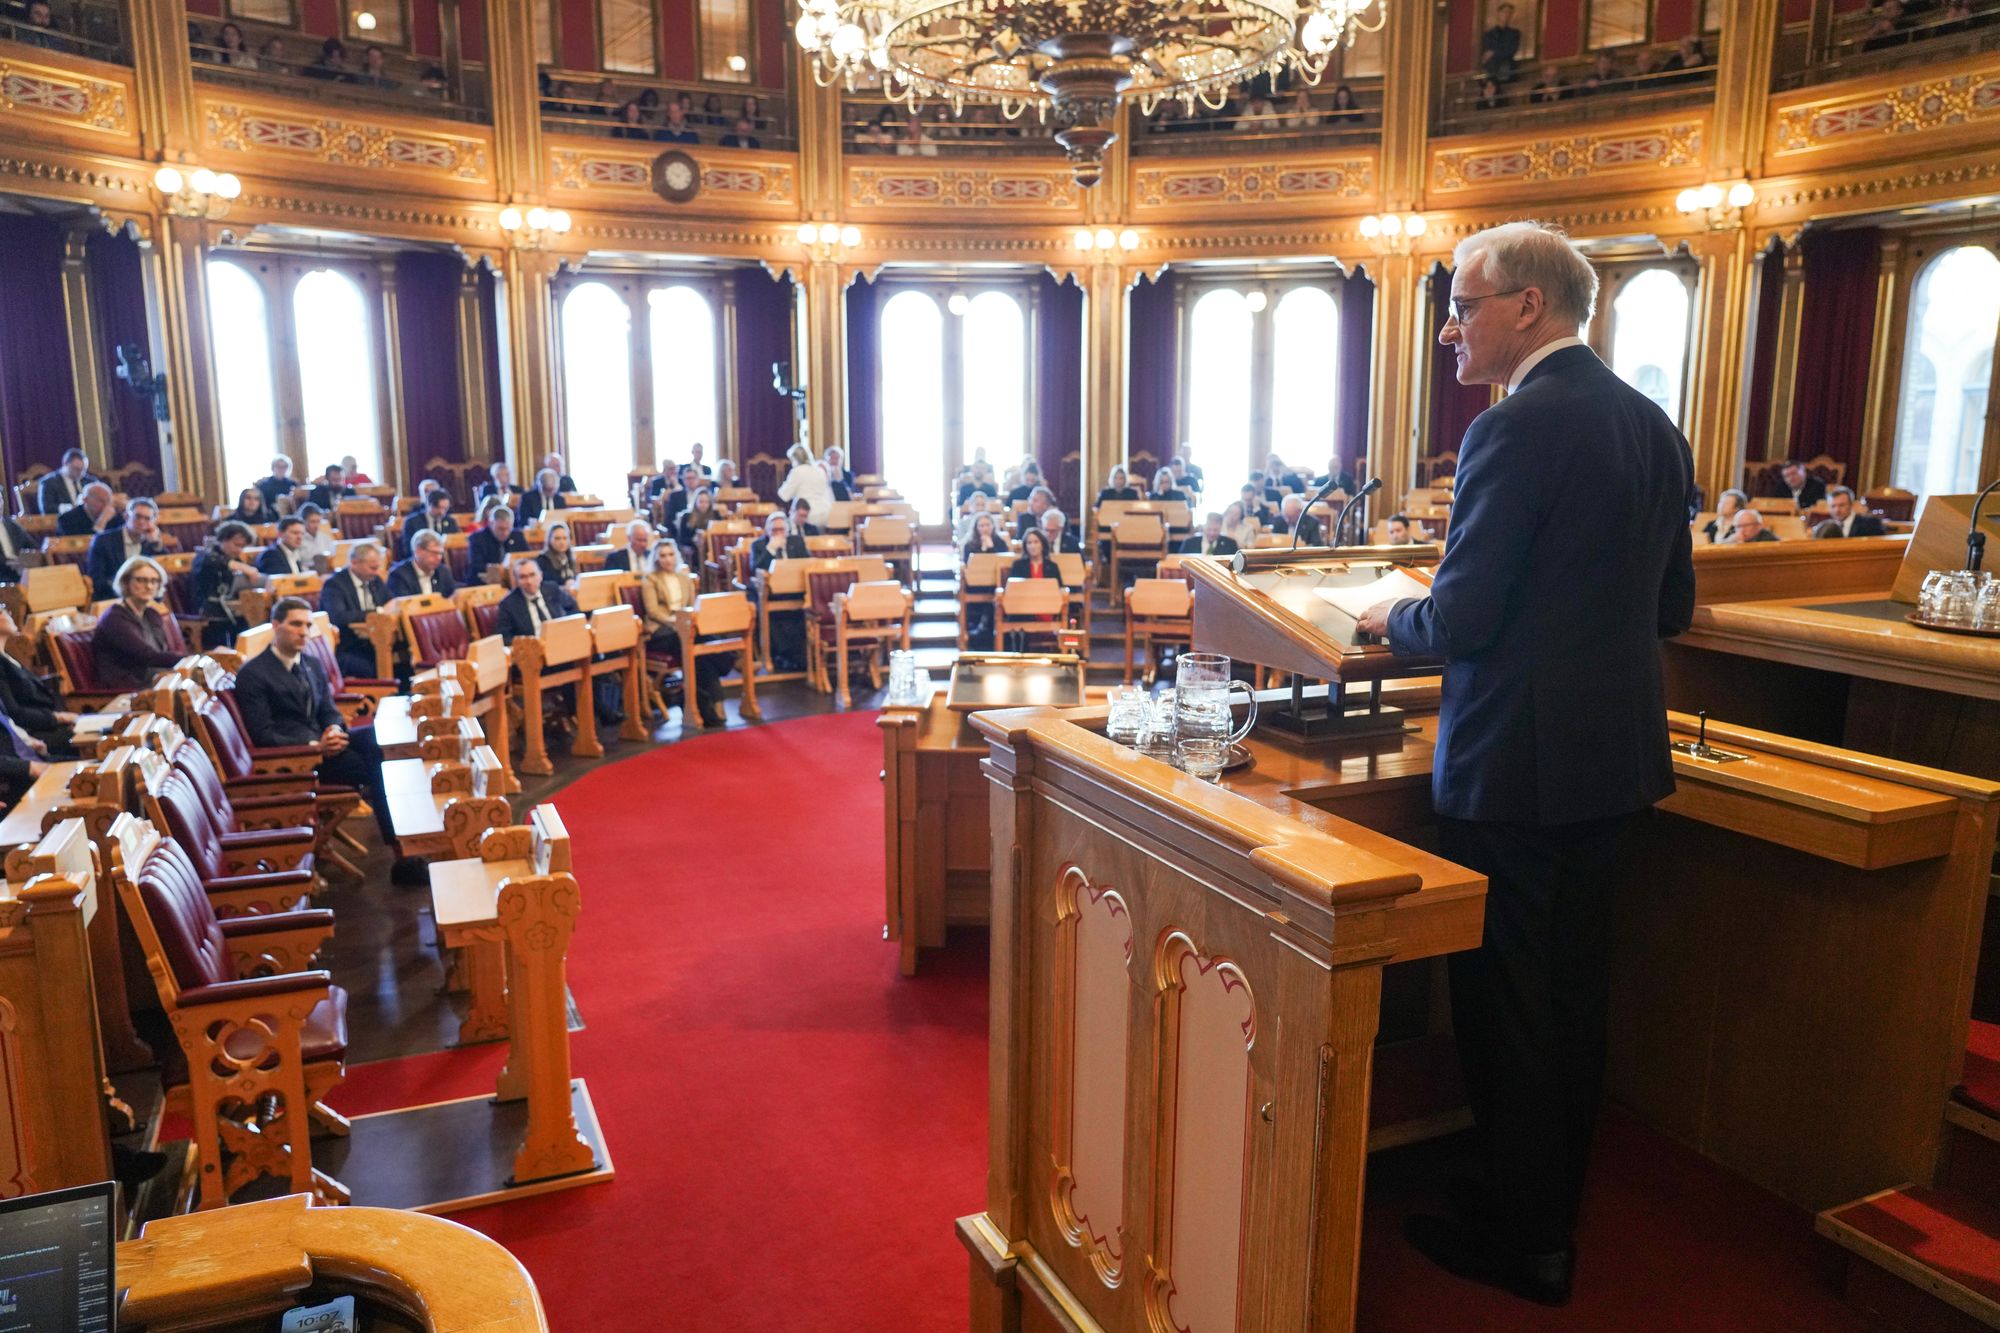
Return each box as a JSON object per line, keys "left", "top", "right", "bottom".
{"left": 0, "top": 605, "right": 76, "bottom": 755}
{"left": 255, "top": 456, "right": 296, "bottom": 512}
{"left": 1181, "top": 512, "right": 1239, "bottom": 557}
{"left": 519, "top": 468, "right": 568, "bottom": 525}
{"left": 1014, "top": 486, "right": 1054, "bottom": 540}
{"left": 1778, "top": 459, "right": 1827, "bottom": 511}
{"left": 1007, "top": 462, "right": 1045, "bottom": 506}
{"left": 234, "top": 596, "right": 407, "bottom": 859}
{"left": 787, "top": 498, "right": 822, "bottom": 537}
{"left": 403, "top": 488, "right": 457, "bottom": 553}
{"left": 603, "top": 519, "right": 657, "bottom": 573}
{"left": 1039, "top": 508, "right": 1082, "bottom": 555}
{"left": 467, "top": 507, "right": 527, "bottom": 583}
{"left": 1732, "top": 508, "right": 1779, "bottom": 542}
{"left": 1274, "top": 494, "right": 1323, "bottom": 545}
{"left": 540, "top": 452, "right": 578, "bottom": 493}
{"left": 749, "top": 512, "right": 808, "bottom": 571}
{"left": 686, "top": 442, "right": 714, "bottom": 478}
{"left": 658, "top": 465, "right": 703, "bottom": 532}
{"left": 494, "top": 556, "right": 578, "bottom": 644}
{"left": 86, "top": 499, "right": 168, "bottom": 600}
{"left": 0, "top": 511, "right": 36, "bottom": 583}
{"left": 257, "top": 516, "right": 315, "bottom": 577}
{"left": 1359, "top": 221, "right": 1695, "bottom": 1308}
{"left": 1813, "top": 486, "right": 1887, "bottom": 538}
{"left": 1316, "top": 455, "right": 1360, "bottom": 496}
{"left": 475, "top": 461, "right": 525, "bottom": 509}
{"left": 57, "top": 483, "right": 121, "bottom": 537}
{"left": 38, "top": 448, "right": 95, "bottom": 515}
{"left": 320, "top": 540, "right": 390, "bottom": 680}
{"left": 387, "top": 529, "right": 458, "bottom": 599}
{"left": 306, "top": 463, "right": 353, "bottom": 513}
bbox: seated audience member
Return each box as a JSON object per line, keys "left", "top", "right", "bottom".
{"left": 687, "top": 441, "right": 713, "bottom": 478}
{"left": 1275, "top": 493, "right": 1324, "bottom": 545}
{"left": 1703, "top": 489, "right": 1749, "bottom": 543}
{"left": 678, "top": 487, "right": 721, "bottom": 551}
{"left": 467, "top": 506, "right": 527, "bottom": 583}
{"left": 1008, "top": 527, "right": 1071, "bottom": 587}
{"left": 1386, "top": 513, "right": 1419, "bottom": 544}
{"left": 387, "top": 528, "right": 458, "bottom": 598}
{"left": 787, "top": 498, "right": 822, "bottom": 538}
{"left": 1239, "top": 484, "right": 1277, "bottom": 528}
{"left": 639, "top": 545, "right": 725, "bottom": 727}
{"left": 87, "top": 499, "right": 169, "bottom": 600}
{"left": 322, "top": 541, "right": 390, "bottom": 679}
{"left": 193, "top": 521, "right": 260, "bottom": 645}
{"left": 958, "top": 463, "right": 1000, "bottom": 508}
{"left": 1663, "top": 35, "right": 1709, "bottom": 73}
{"left": 1316, "top": 455, "right": 1360, "bottom": 494}
{"left": 476, "top": 461, "right": 525, "bottom": 508}
{"left": 659, "top": 465, "right": 705, "bottom": 531}
{"left": 1097, "top": 466, "right": 1141, "bottom": 504}
{"left": 495, "top": 556, "right": 578, "bottom": 643}
{"left": 13, "top": 0, "right": 69, "bottom": 52}
{"left": 541, "top": 452, "right": 578, "bottom": 493}
{"left": 1151, "top": 468, "right": 1188, "bottom": 504}
{"left": 339, "top": 454, "right": 373, "bottom": 486}
{"left": 405, "top": 487, "right": 458, "bottom": 551}
{"left": 1265, "top": 453, "right": 1307, "bottom": 494}
{"left": 534, "top": 521, "right": 578, "bottom": 588}
{"left": 1733, "top": 508, "right": 1779, "bottom": 543}
{"left": 297, "top": 503, "right": 336, "bottom": 562}
{"left": 1779, "top": 459, "right": 1828, "bottom": 510}
{"left": 714, "top": 458, "right": 742, "bottom": 493}
{"left": 605, "top": 519, "right": 658, "bottom": 573}
{"left": 519, "top": 468, "right": 568, "bottom": 524}
{"left": 39, "top": 447, "right": 96, "bottom": 513}
{"left": 956, "top": 495, "right": 1004, "bottom": 547}
{"left": 234, "top": 597, "right": 406, "bottom": 857}
{"left": 750, "top": 514, "right": 807, "bottom": 671}
{"left": 1008, "top": 462, "right": 1045, "bottom": 506}
{"left": 0, "top": 508, "right": 35, "bottom": 583}
{"left": 720, "top": 116, "right": 760, "bottom": 149}
{"left": 1862, "top": 0, "right": 1907, "bottom": 50}
{"left": 1529, "top": 62, "right": 1566, "bottom": 103}
{"left": 57, "top": 482, "right": 121, "bottom": 537}
{"left": 92, "top": 557, "right": 185, "bottom": 690}
{"left": 962, "top": 512, "right": 1009, "bottom": 560}
{"left": 750, "top": 512, "right": 809, "bottom": 570}
{"left": 255, "top": 456, "right": 295, "bottom": 511}
{"left": 1041, "top": 508, "right": 1082, "bottom": 555}
{"left": 824, "top": 445, "right": 855, "bottom": 492}
{"left": 229, "top": 487, "right": 270, "bottom": 525}
{"left": 307, "top": 463, "right": 353, "bottom": 513}
{"left": 0, "top": 605, "right": 75, "bottom": 755}
{"left": 1016, "top": 487, "right": 1055, "bottom": 540}
{"left": 1938, "top": 0, "right": 1975, "bottom": 35}
{"left": 1171, "top": 452, "right": 1205, "bottom": 495}
{"left": 1814, "top": 486, "right": 1888, "bottom": 538}
{"left": 1220, "top": 500, "right": 1260, "bottom": 550}
{"left": 1474, "top": 76, "right": 1505, "bottom": 111}
{"left": 1183, "top": 512, "right": 1240, "bottom": 557}
{"left": 305, "top": 37, "right": 354, "bottom": 81}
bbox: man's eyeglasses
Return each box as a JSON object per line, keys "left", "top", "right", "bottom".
{"left": 1447, "top": 288, "right": 1527, "bottom": 324}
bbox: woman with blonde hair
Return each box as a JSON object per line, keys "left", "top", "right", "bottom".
{"left": 777, "top": 442, "right": 834, "bottom": 521}
{"left": 639, "top": 543, "right": 723, "bottom": 727}
{"left": 94, "top": 556, "right": 185, "bottom": 689}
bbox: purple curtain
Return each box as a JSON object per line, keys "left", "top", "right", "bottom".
{"left": 395, "top": 251, "right": 466, "bottom": 483}
{"left": 0, "top": 214, "right": 82, "bottom": 493}
{"left": 844, "top": 274, "right": 880, "bottom": 477}
{"left": 1426, "top": 264, "right": 1490, "bottom": 463}
{"left": 86, "top": 229, "right": 162, "bottom": 480}
{"left": 734, "top": 266, "right": 795, "bottom": 467}
{"left": 1338, "top": 267, "right": 1375, "bottom": 478}
{"left": 1740, "top": 238, "right": 1788, "bottom": 468}
{"left": 1036, "top": 272, "right": 1084, "bottom": 517}
{"left": 1786, "top": 226, "right": 1880, "bottom": 482}
{"left": 1126, "top": 268, "right": 1177, "bottom": 477}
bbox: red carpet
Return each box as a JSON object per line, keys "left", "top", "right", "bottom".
{"left": 332, "top": 712, "right": 990, "bottom": 1331}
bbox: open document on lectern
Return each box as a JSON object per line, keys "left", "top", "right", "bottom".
{"left": 1313, "top": 568, "right": 1434, "bottom": 621}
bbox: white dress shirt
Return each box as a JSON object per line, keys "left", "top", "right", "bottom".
{"left": 1506, "top": 336, "right": 1588, "bottom": 394}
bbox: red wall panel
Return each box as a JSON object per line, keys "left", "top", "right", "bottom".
{"left": 660, "top": 0, "right": 695, "bottom": 79}
{"left": 460, "top": 0, "right": 485, "bottom": 62}
{"left": 411, "top": 0, "right": 442, "bottom": 56}
{"left": 757, "top": 0, "right": 786, "bottom": 87}
{"left": 1783, "top": 0, "right": 1813, "bottom": 20}
{"left": 1446, "top": 0, "right": 1477, "bottom": 72}
{"left": 1544, "top": 0, "right": 1583, "bottom": 60}
{"left": 1653, "top": 0, "right": 1697, "bottom": 41}
{"left": 301, "top": 0, "right": 339, "bottom": 38}
{"left": 560, "top": 0, "right": 595, "bottom": 68}
{"left": 187, "top": 0, "right": 222, "bottom": 17}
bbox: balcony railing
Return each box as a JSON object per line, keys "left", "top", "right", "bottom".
{"left": 539, "top": 73, "right": 793, "bottom": 152}
{"left": 1133, "top": 83, "right": 1381, "bottom": 156}
{"left": 1434, "top": 59, "right": 1717, "bottom": 137}
{"left": 1774, "top": 7, "right": 2000, "bottom": 90}
{"left": 190, "top": 40, "right": 492, "bottom": 125}
{"left": 0, "top": 1, "right": 124, "bottom": 64}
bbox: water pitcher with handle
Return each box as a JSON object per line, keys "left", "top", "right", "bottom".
{"left": 1173, "top": 652, "right": 1257, "bottom": 747}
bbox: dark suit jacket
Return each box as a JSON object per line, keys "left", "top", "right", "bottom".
{"left": 1007, "top": 556, "right": 1072, "bottom": 589}
{"left": 1385, "top": 344, "right": 1695, "bottom": 825}
{"left": 404, "top": 507, "right": 457, "bottom": 547}
{"left": 257, "top": 543, "right": 314, "bottom": 577}
{"left": 495, "top": 585, "right": 578, "bottom": 643}
{"left": 1814, "top": 514, "right": 1887, "bottom": 539}
{"left": 0, "top": 519, "right": 34, "bottom": 582}
{"left": 0, "top": 652, "right": 67, "bottom": 738}
{"left": 1048, "top": 532, "right": 1083, "bottom": 554}
{"left": 1281, "top": 514, "right": 1325, "bottom": 545}
{"left": 321, "top": 568, "right": 389, "bottom": 655}
{"left": 307, "top": 482, "right": 353, "bottom": 512}
{"left": 467, "top": 529, "right": 527, "bottom": 582}
{"left": 37, "top": 470, "right": 94, "bottom": 515}
{"left": 475, "top": 482, "right": 525, "bottom": 509}
{"left": 86, "top": 529, "right": 164, "bottom": 600}
{"left": 519, "top": 490, "right": 567, "bottom": 525}
{"left": 556, "top": 474, "right": 578, "bottom": 493}
{"left": 1741, "top": 529, "right": 1779, "bottom": 542}
{"left": 1181, "top": 534, "right": 1240, "bottom": 556}
{"left": 750, "top": 535, "right": 809, "bottom": 572}
{"left": 386, "top": 558, "right": 457, "bottom": 599}
{"left": 255, "top": 474, "right": 295, "bottom": 510}
{"left": 1786, "top": 477, "right": 1828, "bottom": 510}
{"left": 57, "top": 505, "right": 118, "bottom": 537}
{"left": 92, "top": 602, "right": 183, "bottom": 689}
{"left": 1096, "top": 487, "right": 1141, "bottom": 504}
{"left": 234, "top": 646, "right": 342, "bottom": 748}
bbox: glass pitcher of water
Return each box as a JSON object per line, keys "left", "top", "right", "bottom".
{"left": 1173, "top": 652, "right": 1257, "bottom": 747}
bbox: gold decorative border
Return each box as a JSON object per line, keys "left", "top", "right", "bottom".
{"left": 1430, "top": 119, "right": 1705, "bottom": 197}
{"left": 1130, "top": 153, "right": 1376, "bottom": 216}
{"left": 1048, "top": 864, "right": 1132, "bottom": 1288}
{"left": 1768, "top": 57, "right": 2000, "bottom": 160}
{"left": 846, "top": 161, "right": 1085, "bottom": 214}
{"left": 200, "top": 96, "right": 492, "bottom": 184}
{"left": 0, "top": 53, "right": 129, "bottom": 137}
{"left": 547, "top": 145, "right": 797, "bottom": 207}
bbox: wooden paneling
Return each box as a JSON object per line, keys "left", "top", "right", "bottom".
{"left": 1428, "top": 110, "right": 1709, "bottom": 204}
{"left": 1766, "top": 51, "right": 2000, "bottom": 172}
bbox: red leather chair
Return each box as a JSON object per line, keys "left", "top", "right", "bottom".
{"left": 804, "top": 569, "right": 860, "bottom": 695}
{"left": 301, "top": 628, "right": 395, "bottom": 725}
{"left": 186, "top": 685, "right": 362, "bottom": 853}
{"left": 408, "top": 601, "right": 471, "bottom": 669}
{"left": 168, "top": 733, "right": 341, "bottom": 874}
{"left": 114, "top": 821, "right": 348, "bottom": 1210}
{"left": 144, "top": 763, "right": 316, "bottom": 917}
{"left": 469, "top": 598, "right": 503, "bottom": 640}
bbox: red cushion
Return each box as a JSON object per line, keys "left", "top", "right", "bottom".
{"left": 220, "top": 989, "right": 348, "bottom": 1064}
{"left": 806, "top": 570, "right": 858, "bottom": 624}
{"left": 302, "top": 635, "right": 346, "bottom": 691}
{"left": 154, "top": 767, "right": 229, "bottom": 881}
{"left": 53, "top": 629, "right": 101, "bottom": 692}
{"left": 199, "top": 699, "right": 257, "bottom": 781}
{"left": 409, "top": 607, "right": 468, "bottom": 666}
{"left": 172, "top": 742, "right": 241, "bottom": 834}
{"left": 134, "top": 838, "right": 232, "bottom": 990}
{"left": 1959, "top": 1020, "right": 2000, "bottom": 1119}
{"left": 471, "top": 602, "right": 501, "bottom": 638}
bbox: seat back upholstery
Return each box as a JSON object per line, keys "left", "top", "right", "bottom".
{"left": 150, "top": 766, "right": 228, "bottom": 880}
{"left": 168, "top": 739, "right": 240, "bottom": 835}
{"left": 807, "top": 569, "right": 860, "bottom": 623}
{"left": 132, "top": 836, "right": 233, "bottom": 993}
{"left": 195, "top": 691, "right": 257, "bottom": 781}
{"left": 51, "top": 626, "right": 103, "bottom": 694}
{"left": 409, "top": 604, "right": 470, "bottom": 666}
{"left": 301, "top": 632, "right": 348, "bottom": 691}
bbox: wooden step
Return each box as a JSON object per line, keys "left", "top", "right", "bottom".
{"left": 1820, "top": 1185, "right": 2000, "bottom": 1330}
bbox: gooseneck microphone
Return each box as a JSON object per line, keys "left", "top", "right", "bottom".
{"left": 1291, "top": 475, "right": 1343, "bottom": 551}
{"left": 1332, "top": 477, "right": 1382, "bottom": 547}
{"left": 1968, "top": 477, "right": 2000, "bottom": 574}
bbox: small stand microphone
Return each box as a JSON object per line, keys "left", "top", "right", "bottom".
{"left": 1967, "top": 477, "right": 1999, "bottom": 573}
{"left": 1291, "top": 476, "right": 1342, "bottom": 551}
{"left": 1332, "top": 477, "right": 1382, "bottom": 547}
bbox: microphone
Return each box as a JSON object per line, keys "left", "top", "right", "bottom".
{"left": 1969, "top": 477, "right": 2000, "bottom": 573}
{"left": 1290, "top": 475, "right": 1343, "bottom": 551}
{"left": 1332, "top": 478, "right": 1382, "bottom": 547}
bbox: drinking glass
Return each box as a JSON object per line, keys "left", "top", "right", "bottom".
{"left": 1173, "top": 652, "right": 1258, "bottom": 746}
{"left": 1136, "top": 689, "right": 1178, "bottom": 761}
{"left": 1974, "top": 578, "right": 2000, "bottom": 632}
{"left": 1105, "top": 687, "right": 1150, "bottom": 745}
{"left": 1174, "top": 737, "right": 1229, "bottom": 782}
{"left": 1919, "top": 570, "right": 1948, "bottom": 621}
{"left": 1940, "top": 571, "right": 1978, "bottom": 627}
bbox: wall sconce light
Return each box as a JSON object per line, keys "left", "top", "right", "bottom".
{"left": 1358, "top": 212, "right": 1426, "bottom": 252}
{"left": 1677, "top": 181, "right": 1756, "bottom": 229}
{"left": 797, "top": 220, "right": 861, "bottom": 259}
{"left": 153, "top": 161, "right": 241, "bottom": 219}
{"left": 498, "top": 204, "right": 573, "bottom": 248}
{"left": 1074, "top": 227, "right": 1139, "bottom": 254}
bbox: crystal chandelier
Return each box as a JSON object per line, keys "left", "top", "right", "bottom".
{"left": 796, "top": 0, "right": 1387, "bottom": 187}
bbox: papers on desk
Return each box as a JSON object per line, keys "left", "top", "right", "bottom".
{"left": 72, "top": 713, "right": 120, "bottom": 736}
{"left": 1313, "top": 568, "right": 1433, "bottom": 621}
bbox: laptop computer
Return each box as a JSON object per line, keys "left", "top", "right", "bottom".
{"left": 0, "top": 1181, "right": 115, "bottom": 1332}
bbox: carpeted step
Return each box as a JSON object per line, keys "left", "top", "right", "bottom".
{"left": 909, "top": 621, "right": 960, "bottom": 644}
{"left": 912, "top": 596, "right": 960, "bottom": 620}
{"left": 1819, "top": 1184, "right": 2000, "bottom": 1330}
{"left": 1958, "top": 1020, "right": 2000, "bottom": 1121}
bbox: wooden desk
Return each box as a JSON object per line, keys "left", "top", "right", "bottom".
{"left": 880, "top": 695, "right": 1000, "bottom": 976}
{"left": 0, "top": 760, "right": 84, "bottom": 848}
{"left": 382, "top": 755, "right": 510, "bottom": 860}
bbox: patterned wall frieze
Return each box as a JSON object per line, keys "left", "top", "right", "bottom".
{"left": 1129, "top": 153, "right": 1376, "bottom": 218}
{"left": 0, "top": 53, "right": 132, "bottom": 141}
{"left": 0, "top": 149, "right": 148, "bottom": 203}
{"left": 547, "top": 140, "right": 797, "bottom": 213}
{"left": 845, "top": 161, "right": 1087, "bottom": 217}
{"left": 1767, "top": 56, "right": 2000, "bottom": 165}
{"left": 199, "top": 96, "right": 493, "bottom": 188}
{"left": 1750, "top": 151, "right": 2000, "bottom": 227}
{"left": 1429, "top": 119, "right": 1705, "bottom": 200}
{"left": 225, "top": 189, "right": 496, "bottom": 237}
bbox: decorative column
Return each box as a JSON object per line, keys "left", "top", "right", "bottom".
{"left": 793, "top": 40, "right": 848, "bottom": 457}
{"left": 485, "top": 0, "right": 545, "bottom": 203}
{"left": 123, "top": 0, "right": 198, "bottom": 161}
{"left": 1859, "top": 235, "right": 1907, "bottom": 491}
{"left": 59, "top": 224, "right": 110, "bottom": 471}
{"left": 499, "top": 247, "right": 562, "bottom": 476}
{"left": 455, "top": 263, "right": 494, "bottom": 464}
{"left": 1711, "top": 0, "right": 1780, "bottom": 181}
{"left": 1080, "top": 259, "right": 1130, "bottom": 509}
{"left": 1763, "top": 241, "right": 1807, "bottom": 464}
{"left": 146, "top": 216, "right": 223, "bottom": 500}
{"left": 1682, "top": 227, "right": 1758, "bottom": 507}
{"left": 376, "top": 258, "right": 411, "bottom": 494}
{"left": 1368, "top": 0, "right": 1437, "bottom": 517}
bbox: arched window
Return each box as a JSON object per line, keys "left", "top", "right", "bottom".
{"left": 879, "top": 290, "right": 945, "bottom": 522}
{"left": 1186, "top": 288, "right": 1255, "bottom": 506}
{"left": 1271, "top": 286, "right": 1341, "bottom": 473}
{"left": 1609, "top": 268, "right": 1692, "bottom": 426}
{"left": 961, "top": 290, "right": 1027, "bottom": 477}
{"left": 1893, "top": 245, "right": 2000, "bottom": 499}
{"left": 560, "top": 281, "right": 636, "bottom": 501}
{"left": 649, "top": 285, "right": 719, "bottom": 469}
{"left": 206, "top": 259, "right": 281, "bottom": 499}
{"left": 293, "top": 269, "right": 383, "bottom": 484}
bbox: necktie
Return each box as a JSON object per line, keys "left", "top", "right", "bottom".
{"left": 357, "top": 578, "right": 373, "bottom": 612}
{"left": 532, "top": 596, "right": 548, "bottom": 629}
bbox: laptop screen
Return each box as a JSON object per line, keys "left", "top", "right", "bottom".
{"left": 0, "top": 1182, "right": 115, "bottom": 1333}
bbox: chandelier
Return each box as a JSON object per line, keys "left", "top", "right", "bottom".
{"left": 796, "top": 0, "right": 1386, "bottom": 187}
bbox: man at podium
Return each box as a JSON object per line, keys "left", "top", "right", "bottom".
{"left": 1359, "top": 221, "right": 1695, "bottom": 1305}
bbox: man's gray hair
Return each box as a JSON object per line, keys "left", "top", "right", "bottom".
{"left": 411, "top": 528, "right": 443, "bottom": 552}
{"left": 1453, "top": 220, "right": 1599, "bottom": 327}
{"left": 1040, "top": 507, "right": 1067, "bottom": 529}
{"left": 350, "top": 539, "right": 383, "bottom": 564}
